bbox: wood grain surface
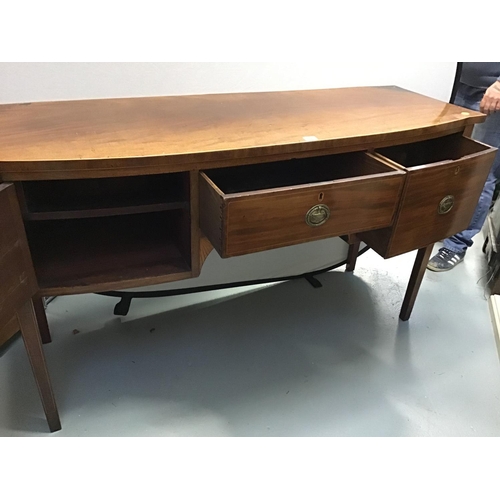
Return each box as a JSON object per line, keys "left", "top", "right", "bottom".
{"left": 0, "top": 87, "right": 485, "bottom": 180}
{"left": 0, "top": 183, "right": 38, "bottom": 331}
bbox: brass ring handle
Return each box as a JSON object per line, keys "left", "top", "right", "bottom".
{"left": 306, "top": 204, "right": 330, "bottom": 227}
{"left": 438, "top": 195, "right": 455, "bottom": 215}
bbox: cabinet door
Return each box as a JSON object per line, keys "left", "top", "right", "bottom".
{"left": 0, "top": 183, "right": 38, "bottom": 332}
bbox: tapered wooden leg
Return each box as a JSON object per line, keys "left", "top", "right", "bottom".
{"left": 33, "top": 295, "right": 52, "bottom": 344}
{"left": 17, "top": 300, "right": 61, "bottom": 433}
{"left": 346, "top": 241, "right": 361, "bottom": 272}
{"left": 399, "top": 245, "right": 433, "bottom": 322}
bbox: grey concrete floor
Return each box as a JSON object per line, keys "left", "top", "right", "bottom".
{"left": 1, "top": 236, "right": 500, "bottom": 437}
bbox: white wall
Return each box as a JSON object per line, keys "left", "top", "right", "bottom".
{"left": 0, "top": 62, "right": 456, "bottom": 104}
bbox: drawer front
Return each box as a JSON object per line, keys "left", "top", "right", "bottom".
{"left": 0, "top": 183, "right": 38, "bottom": 331}
{"left": 370, "top": 140, "right": 497, "bottom": 257}
{"left": 201, "top": 171, "right": 404, "bottom": 258}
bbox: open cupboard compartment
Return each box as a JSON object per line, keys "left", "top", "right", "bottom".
{"left": 20, "top": 172, "right": 194, "bottom": 294}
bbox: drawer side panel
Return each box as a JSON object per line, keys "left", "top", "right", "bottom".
{"left": 199, "top": 173, "right": 226, "bottom": 256}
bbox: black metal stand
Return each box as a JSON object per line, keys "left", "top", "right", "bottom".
{"left": 97, "top": 245, "right": 370, "bottom": 316}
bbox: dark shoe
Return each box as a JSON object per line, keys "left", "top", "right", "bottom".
{"left": 427, "top": 248, "right": 465, "bottom": 272}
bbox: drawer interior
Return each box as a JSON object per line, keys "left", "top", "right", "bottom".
{"left": 204, "top": 152, "right": 397, "bottom": 194}
{"left": 375, "top": 133, "right": 489, "bottom": 168}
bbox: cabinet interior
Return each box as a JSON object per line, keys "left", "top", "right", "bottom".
{"left": 19, "top": 173, "right": 193, "bottom": 292}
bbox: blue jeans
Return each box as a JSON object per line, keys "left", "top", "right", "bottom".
{"left": 443, "top": 82, "right": 500, "bottom": 254}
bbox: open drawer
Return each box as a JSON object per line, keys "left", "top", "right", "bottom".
{"left": 199, "top": 152, "right": 404, "bottom": 258}
{"left": 359, "top": 133, "right": 497, "bottom": 258}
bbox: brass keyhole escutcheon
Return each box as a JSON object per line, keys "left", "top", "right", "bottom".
{"left": 306, "top": 204, "right": 330, "bottom": 227}
{"left": 438, "top": 195, "right": 455, "bottom": 215}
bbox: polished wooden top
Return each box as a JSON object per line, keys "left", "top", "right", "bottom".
{"left": 0, "top": 86, "right": 484, "bottom": 180}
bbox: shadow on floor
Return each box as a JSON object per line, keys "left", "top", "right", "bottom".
{"left": 3, "top": 271, "right": 415, "bottom": 436}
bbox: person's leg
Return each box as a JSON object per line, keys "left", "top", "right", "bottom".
{"left": 445, "top": 98, "right": 500, "bottom": 251}
{"left": 443, "top": 167, "right": 498, "bottom": 253}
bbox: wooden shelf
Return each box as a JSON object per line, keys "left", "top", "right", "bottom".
{"left": 24, "top": 201, "right": 189, "bottom": 221}
{"left": 26, "top": 211, "right": 192, "bottom": 294}
{"left": 21, "top": 173, "right": 188, "bottom": 220}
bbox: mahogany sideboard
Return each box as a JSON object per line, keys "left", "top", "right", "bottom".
{"left": 0, "top": 86, "right": 496, "bottom": 432}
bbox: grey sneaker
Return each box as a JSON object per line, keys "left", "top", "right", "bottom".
{"left": 427, "top": 247, "right": 466, "bottom": 272}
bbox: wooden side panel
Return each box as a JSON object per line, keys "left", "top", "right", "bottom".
{"left": 199, "top": 235, "right": 214, "bottom": 270}
{"left": 223, "top": 174, "right": 404, "bottom": 258}
{"left": 189, "top": 170, "right": 201, "bottom": 277}
{"left": 199, "top": 173, "right": 226, "bottom": 257}
{"left": 0, "top": 183, "right": 38, "bottom": 332}
{"left": 357, "top": 225, "right": 394, "bottom": 258}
